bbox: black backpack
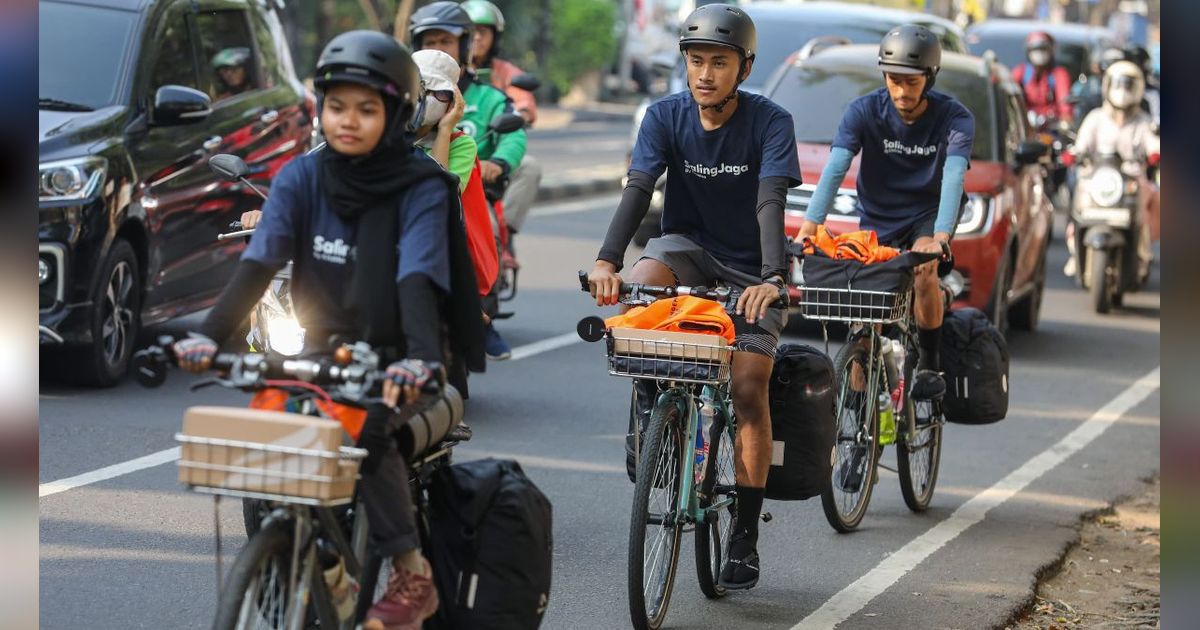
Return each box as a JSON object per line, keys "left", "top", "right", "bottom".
{"left": 940, "top": 308, "right": 1009, "bottom": 425}
{"left": 427, "top": 458, "right": 553, "bottom": 629}
{"left": 765, "top": 344, "right": 836, "bottom": 501}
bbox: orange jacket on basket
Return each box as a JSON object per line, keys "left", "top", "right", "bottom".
{"left": 800, "top": 225, "right": 900, "bottom": 264}
{"left": 604, "top": 296, "right": 736, "bottom": 344}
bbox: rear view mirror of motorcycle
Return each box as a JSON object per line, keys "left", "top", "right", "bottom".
{"left": 510, "top": 73, "right": 541, "bottom": 92}
{"left": 1015, "top": 140, "right": 1050, "bottom": 166}
{"left": 489, "top": 113, "right": 526, "bottom": 135}
{"left": 209, "top": 154, "right": 250, "bottom": 181}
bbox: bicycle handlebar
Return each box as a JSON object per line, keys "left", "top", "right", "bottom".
{"left": 576, "top": 270, "right": 783, "bottom": 307}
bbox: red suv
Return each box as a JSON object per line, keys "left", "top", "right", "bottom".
{"left": 765, "top": 44, "right": 1053, "bottom": 333}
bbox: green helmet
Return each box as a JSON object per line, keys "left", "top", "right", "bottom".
{"left": 211, "top": 47, "right": 251, "bottom": 69}
{"left": 462, "top": 0, "right": 504, "bottom": 33}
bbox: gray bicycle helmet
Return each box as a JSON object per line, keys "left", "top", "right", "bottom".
{"left": 409, "top": 1, "right": 474, "bottom": 64}
{"left": 878, "top": 24, "right": 941, "bottom": 90}
{"left": 678, "top": 4, "right": 756, "bottom": 62}
{"left": 315, "top": 30, "right": 422, "bottom": 127}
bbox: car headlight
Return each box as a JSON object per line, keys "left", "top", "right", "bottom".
{"left": 39, "top": 156, "right": 107, "bottom": 202}
{"left": 1088, "top": 166, "right": 1124, "bottom": 207}
{"left": 958, "top": 195, "right": 992, "bottom": 235}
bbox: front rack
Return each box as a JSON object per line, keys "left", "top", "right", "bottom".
{"left": 176, "top": 434, "right": 368, "bottom": 507}
{"left": 606, "top": 331, "right": 732, "bottom": 385}
{"left": 796, "top": 286, "right": 912, "bottom": 325}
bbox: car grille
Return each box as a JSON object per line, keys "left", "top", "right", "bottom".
{"left": 785, "top": 184, "right": 862, "bottom": 219}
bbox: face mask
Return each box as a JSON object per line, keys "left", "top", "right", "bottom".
{"left": 419, "top": 94, "right": 448, "bottom": 128}
{"left": 1029, "top": 50, "right": 1051, "bottom": 66}
{"left": 1108, "top": 87, "right": 1137, "bottom": 109}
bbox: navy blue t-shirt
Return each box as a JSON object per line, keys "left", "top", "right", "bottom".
{"left": 243, "top": 151, "right": 451, "bottom": 336}
{"left": 833, "top": 88, "right": 974, "bottom": 242}
{"left": 629, "top": 90, "right": 802, "bottom": 275}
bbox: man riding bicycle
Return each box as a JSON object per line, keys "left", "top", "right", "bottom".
{"left": 797, "top": 24, "right": 975, "bottom": 402}
{"left": 173, "top": 30, "right": 485, "bottom": 629}
{"left": 410, "top": 0, "right": 527, "bottom": 361}
{"left": 587, "top": 4, "right": 800, "bottom": 591}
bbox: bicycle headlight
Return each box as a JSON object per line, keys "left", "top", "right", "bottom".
{"left": 266, "top": 317, "right": 306, "bottom": 356}
{"left": 1088, "top": 166, "right": 1124, "bottom": 207}
{"left": 39, "top": 156, "right": 107, "bottom": 202}
{"left": 957, "top": 195, "right": 991, "bottom": 235}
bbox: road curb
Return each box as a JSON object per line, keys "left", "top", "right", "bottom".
{"left": 536, "top": 173, "right": 624, "bottom": 202}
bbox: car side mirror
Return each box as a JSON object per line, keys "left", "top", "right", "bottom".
{"left": 489, "top": 112, "right": 526, "bottom": 135}
{"left": 510, "top": 73, "right": 542, "bottom": 92}
{"left": 1015, "top": 140, "right": 1050, "bottom": 166}
{"left": 208, "top": 154, "right": 250, "bottom": 181}
{"left": 152, "top": 85, "right": 212, "bottom": 126}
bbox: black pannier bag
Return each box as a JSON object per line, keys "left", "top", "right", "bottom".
{"left": 427, "top": 458, "right": 553, "bottom": 629}
{"left": 765, "top": 344, "right": 837, "bottom": 501}
{"left": 940, "top": 307, "right": 1009, "bottom": 425}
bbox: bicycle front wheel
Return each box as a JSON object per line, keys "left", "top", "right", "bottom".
{"left": 212, "top": 521, "right": 299, "bottom": 630}
{"left": 821, "top": 340, "right": 882, "bottom": 532}
{"left": 628, "top": 393, "right": 686, "bottom": 630}
{"left": 695, "top": 411, "right": 736, "bottom": 599}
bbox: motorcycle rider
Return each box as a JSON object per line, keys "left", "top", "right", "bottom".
{"left": 173, "top": 31, "right": 485, "bottom": 629}
{"left": 410, "top": 0, "right": 526, "bottom": 361}
{"left": 1013, "top": 31, "right": 1073, "bottom": 125}
{"left": 1064, "top": 60, "right": 1160, "bottom": 277}
{"left": 798, "top": 25, "right": 974, "bottom": 400}
{"left": 412, "top": 48, "right": 501, "bottom": 309}
{"left": 211, "top": 47, "right": 253, "bottom": 100}
{"left": 588, "top": 4, "right": 801, "bottom": 590}
{"left": 463, "top": 0, "right": 544, "bottom": 241}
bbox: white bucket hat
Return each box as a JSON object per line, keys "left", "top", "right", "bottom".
{"left": 413, "top": 49, "right": 460, "bottom": 93}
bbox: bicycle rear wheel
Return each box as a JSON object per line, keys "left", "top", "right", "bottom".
{"left": 695, "top": 410, "right": 736, "bottom": 599}
{"left": 897, "top": 349, "right": 943, "bottom": 511}
{"left": 628, "top": 393, "right": 686, "bottom": 630}
{"left": 821, "top": 341, "right": 882, "bottom": 532}
{"left": 212, "top": 521, "right": 299, "bottom": 630}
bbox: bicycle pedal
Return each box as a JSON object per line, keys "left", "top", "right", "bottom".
{"left": 760, "top": 512, "right": 772, "bottom": 523}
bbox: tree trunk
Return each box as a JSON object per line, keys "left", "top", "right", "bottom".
{"left": 394, "top": 0, "right": 416, "bottom": 43}
{"left": 317, "top": 0, "right": 336, "bottom": 50}
{"left": 357, "top": 0, "right": 382, "bottom": 31}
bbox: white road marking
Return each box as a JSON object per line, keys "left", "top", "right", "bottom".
{"left": 39, "top": 332, "right": 586, "bottom": 497}
{"left": 457, "top": 449, "right": 624, "bottom": 474}
{"left": 792, "top": 366, "right": 1160, "bottom": 629}
{"left": 39, "top": 447, "right": 180, "bottom": 498}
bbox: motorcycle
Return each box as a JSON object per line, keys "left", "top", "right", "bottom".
{"left": 209, "top": 153, "right": 306, "bottom": 356}
{"left": 1068, "top": 150, "right": 1153, "bottom": 313}
{"left": 1028, "top": 111, "right": 1077, "bottom": 215}
{"left": 480, "top": 108, "right": 533, "bottom": 316}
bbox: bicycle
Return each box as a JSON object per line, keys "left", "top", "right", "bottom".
{"left": 792, "top": 249, "right": 950, "bottom": 531}
{"left": 576, "top": 271, "right": 778, "bottom": 630}
{"left": 133, "top": 339, "right": 466, "bottom": 630}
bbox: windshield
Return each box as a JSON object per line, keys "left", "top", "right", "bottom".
{"left": 966, "top": 31, "right": 1089, "bottom": 79}
{"left": 770, "top": 67, "right": 995, "bottom": 162}
{"left": 39, "top": 1, "right": 137, "bottom": 109}
{"left": 750, "top": 21, "right": 891, "bottom": 91}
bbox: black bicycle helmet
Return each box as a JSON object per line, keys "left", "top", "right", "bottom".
{"left": 878, "top": 24, "right": 942, "bottom": 90}
{"left": 314, "top": 30, "right": 422, "bottom": 129}
{"left": 678, "top": 4, "right": 756, "bottom": 62}
{"left": 409, "top": 1, "right": 473, "bottom": 64}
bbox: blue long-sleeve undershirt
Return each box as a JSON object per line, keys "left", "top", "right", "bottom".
{"left": 936, "top": 155, "right": 969, "bottom": 235}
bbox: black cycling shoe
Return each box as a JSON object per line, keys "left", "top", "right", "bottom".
{"left": 718, "top": 534, "right": 760, "bottom": 590}
{"left": 910, "top": 369, "right": 946, "bottom": 401}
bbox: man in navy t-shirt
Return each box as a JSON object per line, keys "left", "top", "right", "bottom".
{"left": 799, "top": 24, "right": 975, "bottom": 402}
{"left": 587, "top": 5, "right": 801, "bottom": 592}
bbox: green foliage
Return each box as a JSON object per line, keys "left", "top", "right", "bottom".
{"left": 545, "top": 0, "right": 617, "bottom": 94}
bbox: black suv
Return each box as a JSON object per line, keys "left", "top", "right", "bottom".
{"left": 39, "top": 0, "right": 315, "bottom": 385}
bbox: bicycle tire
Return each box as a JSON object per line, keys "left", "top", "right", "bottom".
{"left": 897, "top": 345, "right": 943, "bottom": 512}
{"left": 212, "top": 520, "right": 298, "bottom": 630}
{"left": 628, "top": 393, "right": 686, "bottom": 630}
{"left": 694, "top": 411, "right": 736, "bottom": 599}
{"left": 821, "top": 341, "right": 881, "bottom": 533}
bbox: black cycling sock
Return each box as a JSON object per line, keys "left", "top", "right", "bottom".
{"left": 918, "top": 326, "right": 942, "bottom": 372}
{"left": 734, "top": 485, "right": 765, "bottom": 543}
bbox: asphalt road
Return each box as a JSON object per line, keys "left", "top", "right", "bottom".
{"left": 40, "top": 190, "right": 1160, "bottom": 629}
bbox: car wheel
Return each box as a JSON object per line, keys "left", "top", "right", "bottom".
{"left": 63, "top": 239, "right": 141, "bottom": 387}
{"left": 1009, "top": 252, "right": 1046, "bottom": 332}
{"left": 984, "top": 253, "right": 1012, "bottom": 336}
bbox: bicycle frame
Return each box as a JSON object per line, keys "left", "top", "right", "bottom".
{"left": 647, "top": 382, "right": 735, "bottom": 529}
